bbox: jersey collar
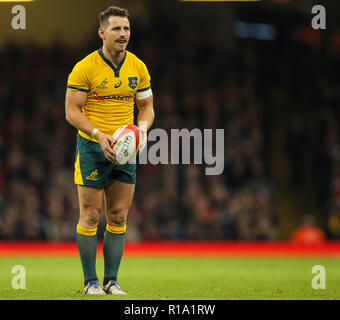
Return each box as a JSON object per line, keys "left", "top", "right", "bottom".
{"left": 97, "top": 48, "right": 126, "bottom": 78}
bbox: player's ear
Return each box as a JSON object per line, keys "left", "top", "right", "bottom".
{"left": 98, "top": 27, "right": 105, "bottom": 41}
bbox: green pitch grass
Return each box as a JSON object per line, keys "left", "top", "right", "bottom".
{"left": 0, "top": 257, "right": 339, "bottom": 300}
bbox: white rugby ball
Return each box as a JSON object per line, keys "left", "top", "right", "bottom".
{"left": 112, "top": 124, "right": 141, "bottom": 165}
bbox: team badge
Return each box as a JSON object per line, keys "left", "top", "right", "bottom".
{"left": 128, "top": 77, "right": 138, "bottom": 89}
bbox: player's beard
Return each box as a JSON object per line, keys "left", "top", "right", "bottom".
{"left": 113, "top": 40, "right": 128, "bottom": 54}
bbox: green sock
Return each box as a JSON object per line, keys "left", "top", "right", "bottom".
{"left": 103, "top": 230, "right": 126, "bottom": 285}
{"left": 76, "top": 232, "right": 98, "bottom": 285}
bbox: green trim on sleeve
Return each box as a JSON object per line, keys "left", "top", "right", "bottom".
{"left": 67, "top": 85, "right": 90, "bottom": 93}
{"left": 137, "top": 86, "right": 151, "bottom": 92}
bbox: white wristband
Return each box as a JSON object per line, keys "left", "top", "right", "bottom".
{"left": 91, "top": 128, "right": 99, "bottom": 139}
{"left": 138, "top": 121, "right": 148, "bottom": 133}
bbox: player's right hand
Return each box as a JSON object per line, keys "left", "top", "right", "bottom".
{"left": 97, "top": 133, "right": 117, "bottom": 163}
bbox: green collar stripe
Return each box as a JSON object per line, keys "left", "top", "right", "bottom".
{"left": 67, "top": 85, "right": 89, "bottom": 93}
{"left": 98, "top": 48, "right": 126, "bottom": 78}
{"left": 137, "top": 86, "right": 151, "bottom": 92}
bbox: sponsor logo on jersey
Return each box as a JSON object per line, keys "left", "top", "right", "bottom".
{"left": 93, "top": 92, "right": 104, "bottom": 100}
{"left": 92, "top": 91, "right": 133, "bottom": 101}
{"left": 114, "top": 80, "right": 122, "bottom": 88}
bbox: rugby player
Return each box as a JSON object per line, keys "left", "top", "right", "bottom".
{"left": 65, "top": 6, "right": 154, "bottom": 294}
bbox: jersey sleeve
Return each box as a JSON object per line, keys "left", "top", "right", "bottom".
{"left": 67, "top": 61, "right": 90, "bottom": 93}
{"left": 137, "top": 60, "right": 151, "bottom": 92}
{"left": 136, "top": 60, "right": 152, "bottom": 100}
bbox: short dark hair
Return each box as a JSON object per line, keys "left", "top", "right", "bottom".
{"left": 99, "top": 6, "right": 129, "bottom": 27}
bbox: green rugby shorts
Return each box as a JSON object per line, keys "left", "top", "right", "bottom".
{"left": 74, "top": 133, "right": 136, "bottom": 187}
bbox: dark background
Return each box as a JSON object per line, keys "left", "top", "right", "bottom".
{"left": 0, "top": 0, "right": 339, "bottom": 241}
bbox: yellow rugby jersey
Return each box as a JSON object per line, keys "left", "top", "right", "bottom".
{"left": 67, "top": 48, "right": 151, "bottom": 142}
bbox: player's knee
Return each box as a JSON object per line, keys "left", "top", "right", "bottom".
{"left": 107, "top": 207, "right": 128, "bottom": 226}
{"left": 81, "top": 207, "right": 101, "bottom": 228}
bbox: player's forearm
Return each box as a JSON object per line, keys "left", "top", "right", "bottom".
{"left": 65, "top": 104, "right": 103, "bottom": 140}
{"left": 136, "top": 95, "right": 154, "bottom": 131}
{"left": 136, "top": 107, "right": 154, "bottom": 152}
{"left": 137, "top": 106, "right": 155, "bottom": 131}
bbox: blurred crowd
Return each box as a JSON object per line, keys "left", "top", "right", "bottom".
{"left": 130, "top": 25, "right": 277, "bottom": 240}
{"left": 0, "top": 10, "right": 339, "bottom": 241}
{"left": 281, "top": 34, "right": 340, "bottom": 238}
